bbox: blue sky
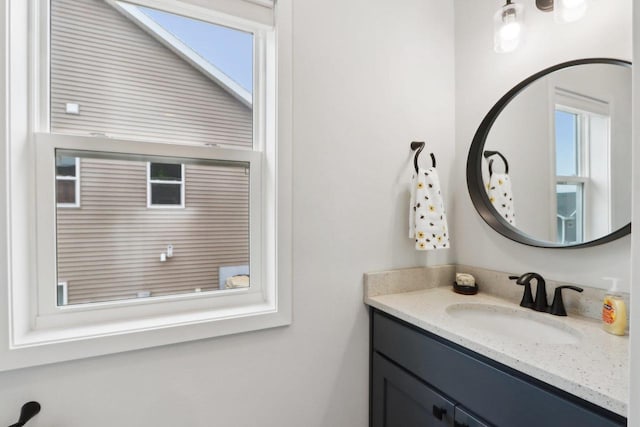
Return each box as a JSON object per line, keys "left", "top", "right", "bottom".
{"left": 140, "top": 7, "right": 254, "bottom": 94}
{"left": 555, "top": 110, "right": 577, "bottom": 179}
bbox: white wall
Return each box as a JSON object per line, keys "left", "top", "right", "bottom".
{"left": 454, "top": 0, "right": 632, "bottom": 289}
{"left": 0, "top": 0, "right": 455, "bottom": 425}
{"left": 628, "top": 1, "right": 640, "bottom": 424}
{"left": 484, "top": 76, "right": 553, "bottom": 239}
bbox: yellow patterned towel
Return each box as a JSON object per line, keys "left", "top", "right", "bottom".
{"left": 409, "top": 167, "right": 449, "bottom": 250}
{"left": 486, "top": 173, "right": 516, "bottom": 226}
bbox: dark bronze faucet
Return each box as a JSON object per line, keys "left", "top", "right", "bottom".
{"left": 509, "top": 273, "right": 583, "bottom": 316}
{"left": 508, "top": 272, "right": 536, "bottom": 309}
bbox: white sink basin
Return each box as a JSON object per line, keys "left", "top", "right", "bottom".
{"left": 445, "top": 303, "right": 583, "bottom": 345}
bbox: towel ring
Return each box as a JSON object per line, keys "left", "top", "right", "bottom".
{"left": 483, "top": 150, "right": 509, "bottom": 177}
{"left": 410, "top": 141, "right": 436, "bottom": 173}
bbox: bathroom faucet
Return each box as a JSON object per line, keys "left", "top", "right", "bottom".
{"left": 509, "top": 272, "right": 548, "bottom": 312}
{"left": 509, "top": 273, "right": 583, "bottom": 316}
{"left": 549, "top": 285, "right": 584, "bottom": 316}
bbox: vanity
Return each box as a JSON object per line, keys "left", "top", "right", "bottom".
{"left": 364, "top": 267, "right": 629, "bottom": 427}
{"left": 371, "top": 54, "right": 632, "bottom": 426}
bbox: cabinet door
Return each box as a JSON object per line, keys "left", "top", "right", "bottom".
{"left": 372, "top": 352, "right": 455, "bottom": 427}
{"left": 454, "top": 406, "right": 490, "bottom": 427}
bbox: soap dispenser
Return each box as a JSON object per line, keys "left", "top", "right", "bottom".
{"left": 602, "top": 277, "right": 627, "bottom": 336}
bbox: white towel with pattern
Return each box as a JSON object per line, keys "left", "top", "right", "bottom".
{"left": 486, "top": 173, "right": 516, "bottom": 225}
{"left": 409, "top": 167, "right": 449, "bottom": 250}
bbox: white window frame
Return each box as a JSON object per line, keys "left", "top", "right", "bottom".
{"left": 551, "top": 89, "right": 611, "bottom": 244}
{"left": 0, "top": 0, "right": 292, "bottom": 371}
{"left": 146, "top": 162, "right": 185, "bottom": 208}
{"left": 55, "top": 156, "right": 80, "bottom": 208}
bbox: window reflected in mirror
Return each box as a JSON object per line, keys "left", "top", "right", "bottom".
{"left": 479, "top": 61, "right": 630, "bottom": 246}
{"left": 554, "top": 95, "right": 611, "bottom": 245}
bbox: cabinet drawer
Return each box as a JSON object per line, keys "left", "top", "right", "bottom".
{"left": 372, "top": 310, "right": 625, "bottom": 427}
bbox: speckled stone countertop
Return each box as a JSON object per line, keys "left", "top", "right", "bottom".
{"left": 364, "top": 267, "right": 629, "bottom": 417}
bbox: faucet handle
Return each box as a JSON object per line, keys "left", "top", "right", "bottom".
{"left": 509, "top": 274, "right": 534, "bottom": 308}
{"left": 549, "top": 285, "right": 584, "bottom": 316}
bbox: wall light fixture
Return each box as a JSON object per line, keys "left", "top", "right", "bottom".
{"left": 495, "top": 0, "right": 588, "bottom": 53}
{"left": 553, "top": 0, "right": 588, "bottom": 23}
{"left": 494, "top": 0, "right": 524, "bottom": 53}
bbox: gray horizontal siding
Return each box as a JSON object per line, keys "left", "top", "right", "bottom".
{"left": 50, "top": 0, "right": 253, "bottom": 147}
{"left": 57, "top": 158, "right": 250, "bottom": 305}
{"left": 51, "top": 0, "right": 254, "bottom": 304}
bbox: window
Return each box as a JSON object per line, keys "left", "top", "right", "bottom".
{"left": 0, "top": 0, "right": 292, "bottom": 370}
{"left": 555, "top": 109, "right": 584, "bottom": 244}
{"left": 553, "top": 90, "right": 610, "bottom": 244}
{"left": 55, "top": 154, "right": 79, "bottom": 207}
{"left": 55, "top": 151, "right": 250, "bottom": 306}
{"left": 147, "top": 163, "right": 185, "bottom": 208}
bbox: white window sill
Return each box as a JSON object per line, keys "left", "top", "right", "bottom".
{"left": 2, "top": 300, "right": 289, "bottom": 371}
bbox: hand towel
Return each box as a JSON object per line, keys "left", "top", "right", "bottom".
{"left": 486, "top": 173, "right": 516, "bottom": 226}
{"left": 409, "top": 167, "right": 449, "bottom": 250}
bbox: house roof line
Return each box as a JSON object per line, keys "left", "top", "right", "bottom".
{"left": 107, "top": 0, "right": 253, "bottom": 109}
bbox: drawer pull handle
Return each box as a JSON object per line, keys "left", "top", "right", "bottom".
{"left": 454, "top": 422, "right": 469, "bottom": 427}
{"left": 432, "top": 405, "right": 447, "bottom": 420}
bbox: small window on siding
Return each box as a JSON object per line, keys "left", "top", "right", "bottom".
{"left": 148, "top": 162, "right": 184, "bottom": 207}
{"left": 56, "top": 154, "right": 79, "bottom": 207}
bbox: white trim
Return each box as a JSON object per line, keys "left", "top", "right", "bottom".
{"left": 146, "top": 162, "right": 185, "bottom": 208}
{"left": 243, "top": 0, "right": 274, "bottom": 8}
{"left": 113, "top": 0, "right": 275, "bottom": 28}
{"left": 555, "top": 88, "right": 610, "bottom": 116}
{"left": 33, "top": 0, "right": 49, "bottom": 133}
{"left": 111, "top": 1, "right": 253, "bottom": 108}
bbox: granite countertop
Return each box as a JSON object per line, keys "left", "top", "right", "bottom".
{"left": 365, "top": 286, "right": 629, "bottom": 416}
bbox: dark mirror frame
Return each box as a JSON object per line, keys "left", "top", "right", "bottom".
{"left": 466, "top": 58, "right": 632, "bottom": 249}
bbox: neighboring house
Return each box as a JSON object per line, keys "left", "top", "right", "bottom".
{"left": 52, "top": 0, "right": 252, "bottom": 305}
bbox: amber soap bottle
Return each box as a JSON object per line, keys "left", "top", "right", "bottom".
{"left": 602, "top": 278, "right": 627, "bottom": 336}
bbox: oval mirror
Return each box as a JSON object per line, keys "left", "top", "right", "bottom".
{"left": 467, "top": 58, "right": 631, "bottom": 248}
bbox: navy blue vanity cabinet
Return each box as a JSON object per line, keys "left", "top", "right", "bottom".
{"left": 370, "top": 309, "right": 627, "bottom": 427}
{"left": 372, "top": 352, "right": 456, "bottom": 426}
{"left": 454, "top": 406, "right": 490, "bottom": 427}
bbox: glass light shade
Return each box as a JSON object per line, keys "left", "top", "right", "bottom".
{"left": 494, "top": 2, "right": 524, "bottom": 53}
{"left": 554, "top": 0, "right": 588, "bottom": 23}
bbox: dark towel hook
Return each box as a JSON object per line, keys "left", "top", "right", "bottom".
{"left": 410, "top": 141, "right": 436, "bottom": 173}
{"left": 8, "top": 401, "right": 40, "bottom": 427}
{"left": 483, "top": 150, "right": 509, "bottom": 177}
